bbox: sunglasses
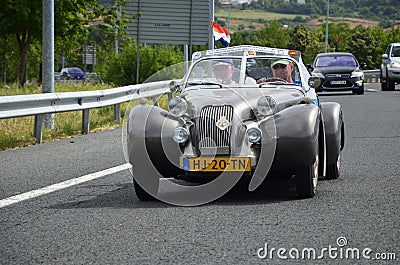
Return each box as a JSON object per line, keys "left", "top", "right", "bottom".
{"left": 272, "top": 64, "right": 288, "bottom": 70}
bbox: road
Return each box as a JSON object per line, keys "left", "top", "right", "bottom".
{"left": 0, "top": 84, "right": 399, "bottom": 264}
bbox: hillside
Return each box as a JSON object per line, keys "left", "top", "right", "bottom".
{"left": 214, "top": 8, "right": 383, "bottom": 33}
{"left": 217, "top": 0, "right": 400, "bottom": 30}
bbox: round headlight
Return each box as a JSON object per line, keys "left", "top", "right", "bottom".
{"left": 172, "top": 127, "right": 189, "bottom": 143}
{"left": 246, "top": 127, "right": 262, "bottom": 143}
{"left": 168, "top": 97, "right": 188, "bottom": 117}
{"left": 257, "top": 96, "right": 276, "bottom": 116}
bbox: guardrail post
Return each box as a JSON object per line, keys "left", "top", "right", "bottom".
{"left": 82, "top": 109, "right": 90, "bottom": 134}
{"left": 113, "top": 103, "right": 121, "bottom": 122}
{"left": 34, "top": 115, "right": 43, "bottom": 143}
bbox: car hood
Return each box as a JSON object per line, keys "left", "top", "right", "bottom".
{"left": 313, "top": 66, "right": 359, "bottom": 74}
{"left": 181, "top": 86, "right": 305, "bottom": 119}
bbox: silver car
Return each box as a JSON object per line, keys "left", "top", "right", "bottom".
{"left": 126, "top": 45, "right": 345, "bottom": 204}
{"left": 381, "top": 43, "right": 400, "bottom": 91}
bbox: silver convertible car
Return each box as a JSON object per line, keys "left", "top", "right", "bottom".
{"left": 126, "top": 45, "right": 344, "bottom": 205}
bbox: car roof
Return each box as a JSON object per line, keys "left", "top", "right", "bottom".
{"left": 192, "top": 45, "right": 302, "bottom": 63}
{"left": 315, "top": 52, "right": 355, "bottom": 57}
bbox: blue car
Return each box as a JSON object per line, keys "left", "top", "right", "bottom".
{"left": 60, "top": 67, "right": 86, "bottom": 80}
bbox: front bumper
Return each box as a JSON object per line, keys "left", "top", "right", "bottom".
{"left": 317, "top": 77, "right": 363, "bottom": 91}
{"left": 388, "top": 68, "right": 400, "bottom": 81}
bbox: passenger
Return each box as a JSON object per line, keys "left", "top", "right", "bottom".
{"left": 212, "top": 59, "right": 236, "bottom": 85}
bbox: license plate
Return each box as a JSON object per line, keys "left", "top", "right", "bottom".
{"left": 183, "top": 157, "right": 251, "bottom": 172}
{"left": 330, "top": 80, "right": 346, "bottom": 85}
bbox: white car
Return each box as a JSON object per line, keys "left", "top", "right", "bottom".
{"left": 381, "top": 43, "right": 400, "bottom": 91}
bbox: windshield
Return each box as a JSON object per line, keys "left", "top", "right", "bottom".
{"left": 186, "top": 57, "right": 301, "bottom": 88}
{"left": 69, "top": 68, "right": 83, "bottom": 73}
{"left": 391, "top": 46, "right": 400, "bottom": 57}
{"left": 315, "top": 55, "right": 357, "bottom": 67}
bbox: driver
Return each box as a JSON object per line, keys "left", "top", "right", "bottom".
{"left": 212, "top": 59, "right": 236, "bottom": 85}
{"left": 257, "top": 59, "right": 294, "bottom": 83}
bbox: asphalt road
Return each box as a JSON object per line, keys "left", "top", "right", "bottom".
{"left": 0, "top": 83, "right": 399, "bottom": 264}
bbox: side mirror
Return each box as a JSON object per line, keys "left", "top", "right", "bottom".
{"left": 360, "top": 62, "right": 367, "bottom": 69}
{"left": 305, "top": 64, "right": 314, "bottom": 74}
{"left": 169, "top": 80, "right": 181, "bottom": 93}
{"left": 308, "top": 76, "right": 321, "bottom": 89}
{"left": 382, "top": 54, "right": 389, "bottom": 59}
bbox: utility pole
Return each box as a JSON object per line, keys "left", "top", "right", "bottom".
{"left": 228, "top": 1, "right": 231, "bottom": 32}
{"left": 42, "top": 0, "right": 54, "bottom": 129}
{"left": 209, "top": 0, "right": 215, "bottom": 50}
{"left": 324, "top": 0, "right": 330, "bottom": 53}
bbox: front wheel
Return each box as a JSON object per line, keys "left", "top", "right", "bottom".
{"left": 352, "top": 85, "right": 364, "bottom": 95}
{"left": 325, "top": 152, "right": 341, "bottom": 180}
{"left": 387, "top": 76, "right": 395, "bottom": 91}
{"left": 381, "top": 71, "right": 388, "bottom": 91}
{"left": 133, "top": 179, "right": 158, "bottom": 201}
{"left": 295, "top": 154, "right": 319, "bottom": 199}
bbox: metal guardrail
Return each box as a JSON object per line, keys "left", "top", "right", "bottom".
{"left": 0, "top": 80, "right": 177, "bottom": 143}
{"left": 363, "top": 70, "right": 380, "bottom": 83}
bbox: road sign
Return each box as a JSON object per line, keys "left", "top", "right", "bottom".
{"left": 125, "top": 0, "right": 210, "bottom": 45}
{"left": 83, "top": 45, "right": 96, "bottom": 65}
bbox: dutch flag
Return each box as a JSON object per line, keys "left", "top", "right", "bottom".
{"left": 211, "top": 21, "right": 230, "bottom": 47}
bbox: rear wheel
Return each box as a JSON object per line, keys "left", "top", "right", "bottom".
{"left": 295, "top": 153, "right": 319, "bottom": 199}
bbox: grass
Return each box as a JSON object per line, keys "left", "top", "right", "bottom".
{"left": 0, "top": 82, "right": 170, "bottom": 151}
{"left": 216, "top": 9, "right": 302, "bottom": 21}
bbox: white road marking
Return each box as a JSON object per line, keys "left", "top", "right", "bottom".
{"left": 0, "top": 163, "right": 132, "bottom": 209}
{"left": 367, "top": 88, "right": 379, "bottom": 92}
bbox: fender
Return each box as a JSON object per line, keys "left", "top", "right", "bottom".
{"left": 320, "top": 102, "right": 344, "bottom": 165}
{"left": 127, "top": 104, "right": 182, "bottom": 178}
{"left": 260, "top": 103, "right": 320, "bottom": 170}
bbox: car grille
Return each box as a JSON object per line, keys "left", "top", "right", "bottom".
{"left": 196, "top": 105, "right": 234, "bottom": 150}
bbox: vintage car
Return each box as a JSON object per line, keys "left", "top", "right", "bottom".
{"left": 126, "top": 45, "right": 344, "bottom": 205}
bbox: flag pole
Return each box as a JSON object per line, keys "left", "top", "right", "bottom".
{"left": 209, "top": 0, "right": 215, "bottom": 50}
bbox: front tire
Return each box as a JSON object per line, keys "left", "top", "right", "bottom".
{"left": 381, "top": 71, "right": 388, "bottom": 91}
{"left": 325, "top": 152, "right": 341, "bottom": 179}
{"left": 295, "top": 153, "right": 319, "bottom": 199}
{"left": 133, "top": 179, "right": 158, "bottom": 201}
{"left": 387, "top": 76, "right": 395, "bottom": 91}
{"left": 353, "top": 84, "right": 364, "bottom": 95}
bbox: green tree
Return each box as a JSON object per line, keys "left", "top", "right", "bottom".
{"left": 100, "top": 40, "right": 184, "bottom": 86}
{"left": 256, "top": 21, "right": 290, "bottom": 48}
{"left": 0, "top": 0, "right": 127, "bottom": 86}
{"left": 345, "top": 26, "right": 381, "bottom": 69}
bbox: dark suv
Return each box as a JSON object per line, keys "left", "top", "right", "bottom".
{"left": 308, "top": 52, "right": 365, "bottom": 95}
{"left": 381, "top": 43, "right": 400, "bottom": 91}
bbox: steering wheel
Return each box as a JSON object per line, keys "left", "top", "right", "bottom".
{"left": 263, "top": 77, "right": 288, "bottom": 83}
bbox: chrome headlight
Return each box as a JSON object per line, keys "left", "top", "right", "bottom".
{"left": 172, "top": 127, "right": 189, "bottom": 143}
{"left": 391, "top": 61, "right": 400, "bottom": 68}
{"left": 313, "top": 72, "right": 325, "bottom": 78}
{"left": 351, "top": 71, "right": 364, "bottom": 78}
{"left": 168, "top": 97, "right": 187, "bottom": 117}
{"left": 246, "top": 127, "right": 262, "bottom": 143}
{"left": 257, "top": 96, "right": 276, "bottom": 116}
